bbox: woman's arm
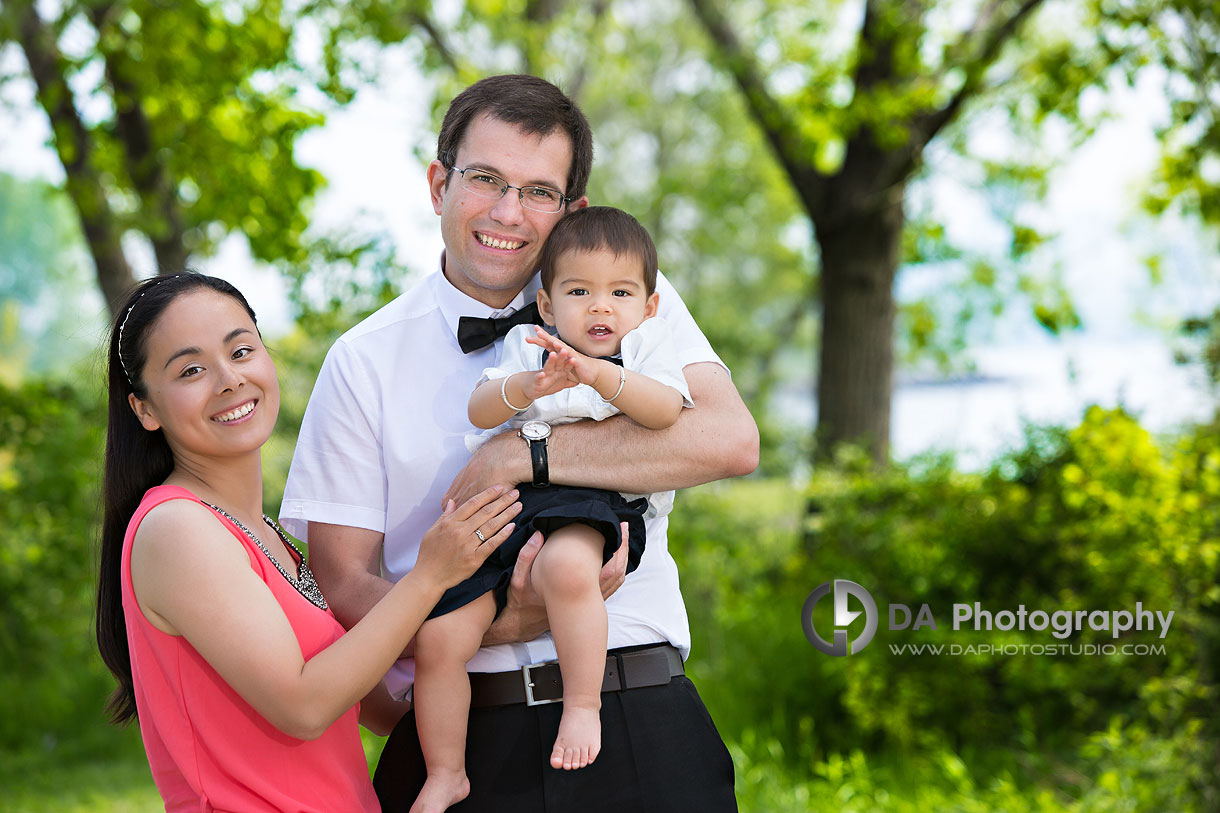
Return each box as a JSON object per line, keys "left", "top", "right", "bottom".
{"left": 130, "top": 487, "right": 520, "bottom": 740}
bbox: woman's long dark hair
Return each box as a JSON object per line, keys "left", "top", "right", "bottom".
{"left": 96, "top": 272, "right": 257, "bottom": 724}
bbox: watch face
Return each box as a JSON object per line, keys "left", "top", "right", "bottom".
{"left": 520, "top": 420, "right": 551, "bottom": 441}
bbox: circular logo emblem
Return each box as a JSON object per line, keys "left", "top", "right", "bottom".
{"left": 802, "top": 579, "right": 878, "bottom": 656}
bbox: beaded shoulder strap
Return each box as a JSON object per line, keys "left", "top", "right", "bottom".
{"left": 205, "top": 504, "right": 328, "bottom": 611}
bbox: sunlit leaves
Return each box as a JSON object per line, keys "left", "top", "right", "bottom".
{"left": 1, "top": 0, "right": 327, "bottom": 296}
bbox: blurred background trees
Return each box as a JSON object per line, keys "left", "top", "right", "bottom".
{"left": 1, "top": 0, "right": 324, "bottom": 315}
{"left": 1, "top": 0, "right": 1219, "bottom": 809}
{"left": 4, "top": 0, "right": 1217, "bottom": 457}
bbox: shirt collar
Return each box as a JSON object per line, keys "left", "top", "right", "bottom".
{"left": 433, "top": 252, "right": 542, "bottom": 342}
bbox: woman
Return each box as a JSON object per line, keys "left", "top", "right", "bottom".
{"left": 95, "top": 273, "right": 521, "bottom": 811}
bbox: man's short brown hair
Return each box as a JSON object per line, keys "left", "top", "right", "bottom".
{"left": 437, "top": 74, "right": 593, "bottom": 200}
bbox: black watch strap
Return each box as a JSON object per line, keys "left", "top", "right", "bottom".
{"left": 529, "top": 438, "right": 549, "bottom": 488}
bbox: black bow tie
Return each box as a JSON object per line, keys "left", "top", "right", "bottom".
{"left": 456, "top": 303, "right": 542, "bottom": 354}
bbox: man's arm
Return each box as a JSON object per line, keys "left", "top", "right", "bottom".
{"left": 305, "top": 523, "right": 395, "bottom": 634}
{"left": 443, "top": 361, "right": 759, "bottom": 505}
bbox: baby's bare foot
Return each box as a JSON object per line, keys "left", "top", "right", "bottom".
{"left": 410, "top": 770, "right": 470, "bottom": 813}
{"left": 550, "top": 705, "right": 601, "bottom": 770}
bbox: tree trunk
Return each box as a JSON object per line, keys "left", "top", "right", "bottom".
{"left": 89, "top": 2, "right": 189, "bottom": 275}
{"left": 813, "top": 183, "right": 905, "bottom": 463}
{"left": 13, "top": 2, "right": 135, "bottom": 318}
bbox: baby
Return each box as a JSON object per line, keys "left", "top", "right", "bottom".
{"left": 409, "top": 206, "right": 692, "bottom": 813}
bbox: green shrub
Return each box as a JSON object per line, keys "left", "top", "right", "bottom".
{"left": 729, "top": 720, "right": 1213, "bottom": 812}
{"left": 0, "top": 376, "right": 115, "bottom": 751}
{"left": 670, "top": 407, "right": 1219, "bottom": 806}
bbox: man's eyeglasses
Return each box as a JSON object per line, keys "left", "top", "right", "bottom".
{"left": 449, "top": 166, "right": 570, "bottom": 214}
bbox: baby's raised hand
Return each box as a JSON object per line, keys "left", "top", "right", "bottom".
{"left": 525, "top": 327, "right": 602, "bottom": 388}
{"left": 518, "top": 343, "right": 580, "bottom": 400}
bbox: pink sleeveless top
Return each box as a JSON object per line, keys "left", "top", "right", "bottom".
{"left": 121, "top": 485, "right": 380, "bottom": 812}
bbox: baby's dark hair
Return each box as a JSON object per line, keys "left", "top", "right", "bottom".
{"left": 539, "top": 207, "right": 658, "bottom": 295}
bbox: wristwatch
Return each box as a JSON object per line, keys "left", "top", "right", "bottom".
{"left": 518, "top": 420, "right": 552, "bottom": 488}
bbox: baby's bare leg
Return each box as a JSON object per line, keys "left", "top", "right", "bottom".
{"left": 410, "top": 593, "right": 498, "bottom": 813}
{"left": 530, "top": 524, "right": 607, "bottom": 770}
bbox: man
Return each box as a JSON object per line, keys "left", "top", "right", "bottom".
{"left": 281, "top": 74, "right": 758, "bottom": 811}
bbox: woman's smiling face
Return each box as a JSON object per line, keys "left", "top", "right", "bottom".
{"left": 128, "top": 289, "right": 279, "bottom": 463}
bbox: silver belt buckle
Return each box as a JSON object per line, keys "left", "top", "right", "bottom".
{"left": 522, "top": 660, "right": 562, "bottom": 706}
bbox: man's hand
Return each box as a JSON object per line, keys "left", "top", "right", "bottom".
{"left": 483, "top": 522, "right": 630, "bottom": 646}
{"left": 442, "top": 431, "right": 529, "bottom": 508}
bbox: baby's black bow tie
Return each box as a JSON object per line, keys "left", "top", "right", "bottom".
{"left": 456, "top": 303, "right": 541, "bottom": 353}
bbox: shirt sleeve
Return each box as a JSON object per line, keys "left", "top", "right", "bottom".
{"left": 621, "top": 317, "right": 694, "bottom": 407}
{"left": 653, "top": 271, "right": 728, "bottom": 374}
{"left": 279, "top": 339, "right": 388, "bottom": 543}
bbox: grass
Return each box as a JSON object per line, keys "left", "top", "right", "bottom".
{"left": 1, "top": 727, "right": 161, "bottom": 813}
{"left": 0, "top": 726, "right": 391, "bottom": 812}
{"left": 5, "top": 730, "right": 1211, "bottom": 812}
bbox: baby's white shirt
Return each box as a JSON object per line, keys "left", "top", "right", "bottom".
{"left": 468, "top": 316, "right": 693, "bottom": 517}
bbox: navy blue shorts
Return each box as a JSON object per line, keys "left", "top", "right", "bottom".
{"left": 427, "top": 484, "right": 647, "bottom": 619}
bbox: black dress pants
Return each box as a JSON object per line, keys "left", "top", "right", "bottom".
{"left": 373, "top": 675, "right": 737, "bottom": 812}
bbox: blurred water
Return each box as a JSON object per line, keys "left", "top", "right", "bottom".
{"left": 893, "top": 334, "right": 1214, "bottom": 467}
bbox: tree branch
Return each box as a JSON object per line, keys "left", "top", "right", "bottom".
{"left": 852, "top": 0, "right": 892, "bottom": 93}
{"left": 686, "top": 0, "right": 826, "bottom": 214}
{"left": 407, "top": 10, "right": 460, "bottom": 73}
{"left": 87, "top": 3, "right": 188, "bottom": 274}
{"left": 917, "top": 0, "right": 1048, "bottom": 148}
{"left": 12, "top": 0, "right": 134, "bottom": 316}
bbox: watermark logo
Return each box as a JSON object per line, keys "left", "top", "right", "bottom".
{"left": 802, "top": 579, "right": 1175, "bottom": 657}
{"left": 802, "top": 579, "right": 878, "bottom": 656}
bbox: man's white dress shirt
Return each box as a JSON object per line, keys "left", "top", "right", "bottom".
{"left": 280, "top": 261, "right": 726, "bottom": 699}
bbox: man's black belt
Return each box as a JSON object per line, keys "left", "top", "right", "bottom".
{"left": 468, "top": 643, "right": 684, "bottom": 708}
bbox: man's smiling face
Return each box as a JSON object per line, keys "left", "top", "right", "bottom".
{"left": 428, "top": 113, "right": 587, "bottom": 309}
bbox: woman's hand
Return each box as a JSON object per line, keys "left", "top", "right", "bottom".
{"left": 414, "top": 485, "right": 521, "bottom": 589}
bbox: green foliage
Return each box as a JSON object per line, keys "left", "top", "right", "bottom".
{"left": 805, "top": 409, "right": 1214, "bottom": 757}
{"left": 728, "top": 720, "right": 1214, "bottom": 812}
{"left": 1174, "top": 305, "right": 1220, "bottom": 389}
{"left": 670, "top": 406, "right": 1219, "bottom": 808}
{"left": 0, "top": 737, "right": 162, "bottom": 813}
{"left": 0, "top": 0, "right": 330, "bottom": 313}
{"left": 0, "top": 174, "right": 79, "bottom": 305}
{"left": 0, "top": 374, "right": 113, "bottom": 752}
{"left": 84, "top": 0, "right": 325, "bottom": 263}
{"left": 1105, "top": 0, "right": 1220, "bottom": 238}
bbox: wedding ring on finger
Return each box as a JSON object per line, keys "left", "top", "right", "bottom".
{"left": 474, "top": 529, "right": 487, "bottom": 543}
